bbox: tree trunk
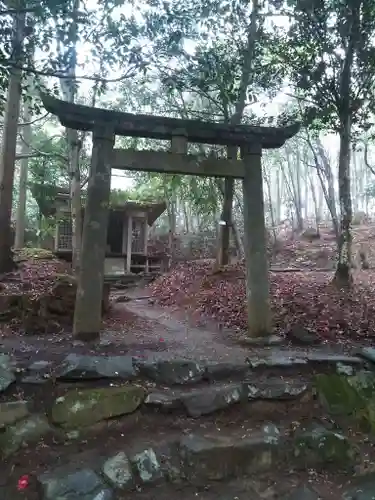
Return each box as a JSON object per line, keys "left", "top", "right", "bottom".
{"left": 285, "top": 145, "right": 303, "bottom": 231}
{"left": 307, "top": 167, "right": 320, "bottom": 236}
{"left": 275, "top": 168, "right": 281, "bottom": 224}
{"left": 217, "top": 0, "right": 259, "bottom": 267}
{"left": 333, "top": 6, "right": 356, "bottom": 287}
{"left": 0, "top": 6, "right": 25, "bottom": 271}
{"left": 217, "top": 175, "right": 234, "bottom": 266}
{"left": 264, "top": 166, "right": 277, "bottom": 242}
{"left": 334, "top": 116, "right": 353, "bottom": 286}
{"left": 14, "top": 101, "right": 31, "bottom": 249}
{"left": 58, "top": 0, "right": 82, "bottom": 274}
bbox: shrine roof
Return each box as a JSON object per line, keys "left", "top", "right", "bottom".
{"left": 41, "top": 93, "right": 300, "bottom": 149}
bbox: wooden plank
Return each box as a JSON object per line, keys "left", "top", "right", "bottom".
{"left": 111, "top": 149, "right": 246, "bottom": 178}
{"left": 40, "top": 92, "right": 300, "bottom": 148}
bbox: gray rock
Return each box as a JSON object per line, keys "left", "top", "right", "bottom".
{"left": 55, "top": 354, "right": 136, "bottom": 381}
{"left": 245, "top": 378, "right": 308, "bottom": 400}
{"left": 0, "top": 414, "right": 51, "bottom": 457}
{"left": 131, "top": 448, "right": 163, "bottom": 483}
{"left": 181, "top": 383, "right": 245, "bottom": 417}
{"left": 337, "top": 363, "right": 354, "bottom": 376}
{"left": 283, "top": 485, "right": 321, "bottom": 500}
{"left": 137, "top": 359, "right": 205, "bottom": 385}
{"left": 342, "top": 475, "right": 375, "bottom": 499}
{"left": 306, "top": 352, "right": 363, "bottom": 365}
{"left": 0, "top": 354, "right": 15, "bottom": 392}
{"left": 102, "top": 452, "right": 133, "bottom": 489}
{"left": 179, "top": 428, "right": 284, "bottom": 483}
{"left": 0, "top": 400, "right": 29, "bottom": 428}
{"left": 51, "top": 385, "right": 146, "bottom": 428}
{"left": 247, "top": 352, "right": 307, "bottom": 369}
{"left": 293, "top": 425, "right": 356, "bottom": 469}
{"left": 144, "top": 391, "right": 183, "bottom": 412}
{"left": 203, "top": 361, "right": 250, "bottom": 380}
{"left": 238, "top": 334, "right": 284, "bottom": 347}
{"left": 358, "top": 347, "right": 375, "bottom": 365}
{"left": 39, "top": 466, "right": 113, "bottom": 500}
{"left": 29, "top": 360, "right": 51, "bottom": 371}
{"left": 22, "top": 360, "right": 52, "bottom": 383}
{"left": 262, "top": 423, "right": 281, "bottom": 444}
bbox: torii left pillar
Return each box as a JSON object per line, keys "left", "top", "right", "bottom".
{"left": 73, "top": 126, "right": 115, "bottom": 341}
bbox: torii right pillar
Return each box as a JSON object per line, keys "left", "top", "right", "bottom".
{"left": 241, "top": 144, "right": 271, "bottom": 337}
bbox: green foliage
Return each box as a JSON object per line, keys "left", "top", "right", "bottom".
{"left": 275, "top": 0, "right": 375, "bottom": 134}
{"left": 0, "top": 0, "right": 151, "bottom": 113}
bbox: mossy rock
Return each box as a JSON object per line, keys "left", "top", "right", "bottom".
{"left": 0, "top": 414, "right": 52, "bottom": 457}
{"left": 293, "top": 426, "right": 356, "bottom": 469}
{"left": 51, "top": 385, "right": 146, "bottom": 428}
{"left": 315, "top": 372, "right": 375, "bottom": 431}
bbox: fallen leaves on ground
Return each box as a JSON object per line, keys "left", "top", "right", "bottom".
{"left": 0, "top": 257, "right": 70, "bottom": 298}
{"left": 148, "top": 260, "right": 375, "bottom": 341}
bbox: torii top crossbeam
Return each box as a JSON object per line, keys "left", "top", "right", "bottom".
{"left": 41, "top": 93, "right": 300, "bottom": 149}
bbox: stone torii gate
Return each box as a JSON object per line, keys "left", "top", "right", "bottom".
{"left": 41, "top": 93, "right": 299, "bottom": 342}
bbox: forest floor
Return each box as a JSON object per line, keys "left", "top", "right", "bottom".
{"left": 1, "top": 228, "right": 375, "bottom": 499}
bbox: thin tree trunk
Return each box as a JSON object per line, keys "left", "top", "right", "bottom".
{"left": 14, "top": 102, "right": 32, "bottom": 248}
{"left": 264, "top": 167, "right": 277, "bottom": 242}
{"left": 0, "top": 5, "right": 25, "bottom": 271}
{"left": 275, "top": 168, "right": 281, "bottom": 223}
{"left": 334, "top": 115, "right": 353, "bottom": 285}
{"left": 333, "top": 4, "right": 357, "bottom": 286}
{"left": 307, "top": 168, "right": 320, "bottom": 236}
{"left": 58, "top": 0, "right": 82, "bottom": 274}
{"left": 217, "top": 0, "right": 260, "bottom": 266}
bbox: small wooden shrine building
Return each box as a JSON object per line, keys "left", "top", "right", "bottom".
{"left": 31, "top": 184, "right": 166, "bottom": 274}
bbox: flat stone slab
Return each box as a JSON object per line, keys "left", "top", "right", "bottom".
{"left": 247, "top": 352, "right": 307, "bottom": 369}
{"left": 38, "top": 466, "right": 113, "bottom": 500}
{"left": 179, "top": 425, "right": 284, "bottom": 482}
{"left": 306, "top": 352, "right": 363, "bottom": 365}
{"left": 238, "top": 334, "right": 285, "bottom": 347}
{"left": 51, "top": 385, "right": 146, "bottom": 428}
{"left": 245, "top": 378, "right": 308, "bottom": 400}
{"left": 203, "top": 361, "right": 250, "bottom": 380}
{"left": 136, "top": 359, "right": 205, "bottom": 385}
{"left": 181, "top": 383, "right": 245, "bottom": 417}
{"left": 247, "top": 349, "right": 363, "bottom": 370}
{"left": 55, "top": 354, "right": 136, "bottom": 381}
{"left": 145, "top": 378, "right": 309, "bottom": 417}
{"left": 144, "top": 391, "right": 183, "bottom": 412}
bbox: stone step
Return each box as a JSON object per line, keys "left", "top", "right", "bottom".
{"left": 24, "top": 423, "right": 364, "bottom": 500}
{"left": 144, "top": 377, "right": 310, "bottom": 417}
{"left": 15, "top": 349, "right": 366, "bottom": 387}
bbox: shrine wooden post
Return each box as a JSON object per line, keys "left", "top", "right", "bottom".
{"left": 41, "top": 92, "right": 299, "bottom": 341}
